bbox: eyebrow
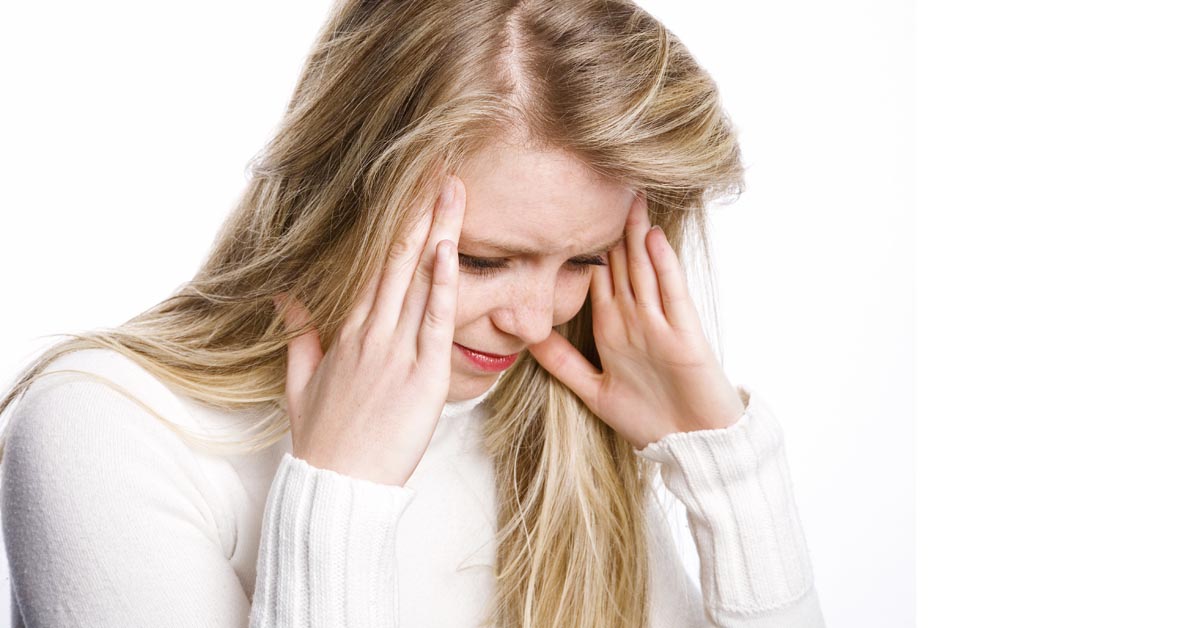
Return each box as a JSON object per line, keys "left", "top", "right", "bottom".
{"left": 462, "top": 234, "right": 625, "bottom": 258}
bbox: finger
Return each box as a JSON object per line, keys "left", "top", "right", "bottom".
{"left": 398, "top": 175, "right": 466, "bottom": 342}
{"left": 343, "top": 260, "right": 386, "bottom": 332}
{"left": 645, "top": 225, "right": 702, "bottom": 330}
{"left": 527, "top": 329, "right": 602, "bottom": 407}
{"left": 364, "top": 201, "right": 435, "bottom": 333}
{"left": 589, "top": 252, "right": 615, "bottom": 309}
{"left": 623, "top": 194, "right": 662, "bottom": 314}
{"left": 416, "top": 238, "right": 459, "bottom": 367}
{"left": 273, "top": 293, "right": 323, "bottom": 430}
{"left": 609, "top": 238, "right": 633, "bottom": 306}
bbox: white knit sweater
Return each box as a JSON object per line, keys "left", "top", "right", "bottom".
{"left": 0, "top": 348, "right": 824, "bottom": 627}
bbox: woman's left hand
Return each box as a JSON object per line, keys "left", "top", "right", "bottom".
{"left": 527, "top": 194, "right": 746, "bottom": 450}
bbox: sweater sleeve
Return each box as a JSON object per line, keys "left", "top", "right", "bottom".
{"left": 249, "top": 452, "right": 414, "bottom": 628}
{"left": 1, "top": 373, "right": 416, "bottom": 628}
{"left": 633, "top": 386, "right": 826, "bottom": 628}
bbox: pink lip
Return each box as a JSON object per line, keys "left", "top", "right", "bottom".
{"left": 454, "top": 343, "right": 520, "bottom": 372}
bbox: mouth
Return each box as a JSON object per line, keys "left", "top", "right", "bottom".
{"left": 454, "top": 342, "right": 522, "bottom": 372}
{"left": 453, "top": 343, "right": 520, "bottom": 357}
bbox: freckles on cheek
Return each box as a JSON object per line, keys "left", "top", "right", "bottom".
{"left": 453, "top": 276, "right": 527, "bottom": 329}
{"left": 556, "top": 278, "right": 593, "bottom": 323}
{"left": 452, "top": 281, "right": 489, "bottom": 328}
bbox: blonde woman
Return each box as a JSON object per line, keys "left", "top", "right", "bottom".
{"left": 0, "top": 1, "right": 824, "bottom": 626}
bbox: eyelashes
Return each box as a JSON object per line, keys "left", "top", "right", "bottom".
{"left": 458, "top": 254, "right": 606, "bottom": 278}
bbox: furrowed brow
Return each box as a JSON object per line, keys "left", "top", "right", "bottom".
{"left": 465, "top": 234, "right": 625, "bottom": 257}
{"left": 589, "top": 235, "right": 625, "bottom": 256}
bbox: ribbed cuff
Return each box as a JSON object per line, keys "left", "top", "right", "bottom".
{"left": 634, "top": 386, "right": 820, "bottom": 620}
{"left": 250, "top": 452, "right": 416, "bottom": 628}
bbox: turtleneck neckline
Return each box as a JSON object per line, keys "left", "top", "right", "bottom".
{"left": 441, "top": 376, "right": 503, "bottom": 421}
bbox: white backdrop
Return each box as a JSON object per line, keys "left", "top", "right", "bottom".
{"left": 0, "top": 1, "right": 912, "bottom": 627}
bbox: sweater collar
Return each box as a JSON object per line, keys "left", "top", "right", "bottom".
{"left": 441, "top": 376, "right": 503, "bottom": 421}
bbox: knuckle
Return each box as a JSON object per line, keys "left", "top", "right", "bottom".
{"left": 414, "top": 261, "right": 435, "bottom": 285}
{"left": 400, "top": 347, "right": 420, "bottom": 368}
{"left": 336, "top": 321, "right": 360, "bottom": 346}
{"left": 423, "top": 305, "right": 448, "bottom": 329}
{"left": 283, "top": 393, "right": 301, "bottom": 419}
{"left": 388, "top": 242, "right": 420, "bottom": 268}
{"left": 432, "top": 264, "right": 454, "bottom": 287}
{"left": 359, "top": 322, "right": 393, "bottom": 353}
{"left": 381, "top": 342, "right": 414, "bottom": 370}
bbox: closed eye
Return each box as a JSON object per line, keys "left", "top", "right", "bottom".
{"left": 458, "top": 254, "right": 607, "bottom": 278}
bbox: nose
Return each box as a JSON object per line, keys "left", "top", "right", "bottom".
{"left": 491, "top": 274, "right": 557, "bottom": 345}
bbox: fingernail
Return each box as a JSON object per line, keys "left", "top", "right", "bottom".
{"left": 441, "top": 178, "right": 456, "bottom": 205}
{"left": 650, "top": 225, "right": 663, "bottom": 233}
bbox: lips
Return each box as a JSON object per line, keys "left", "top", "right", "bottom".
{"left": 454, "top": 342, "right": 522, "bottom": 372}
{"left": 457, "top": 344, "right": 520, "bottom": 359}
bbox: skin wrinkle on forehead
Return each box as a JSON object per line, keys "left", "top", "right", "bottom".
{"left": 460, "top": 233, "right": 626, "bottom": 258}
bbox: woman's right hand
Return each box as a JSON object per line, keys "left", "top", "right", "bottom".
{"left": 271, "top": 175, "right": 465, "bottom": 487}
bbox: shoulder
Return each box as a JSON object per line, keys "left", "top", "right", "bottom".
{"left": 7, "top": 347, "right": 230, "bottom": 453}
{"left": 1, "top": 346, "right": 269, "bottom": 485}
{"left": 3, "top": 345, "right": 219, "bottom": 475}
{"left": 0, "top": 352, "right": 265, "bottom": 614}
{"left": 1, "top": 348, "right": 242, "bottom": 553}
{"left": 14, "top": 347, "right": 195, "bottom": 428}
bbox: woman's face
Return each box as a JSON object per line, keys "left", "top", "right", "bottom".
{"left": 447, "top": 138, "right": 635, "bottom": 401}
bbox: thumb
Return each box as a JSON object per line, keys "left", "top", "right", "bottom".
{"left": 274, "top": 293, "right": 322, "bottom": 426}
{"left": 527, "top": 330, "right": 601, "bottom": 408}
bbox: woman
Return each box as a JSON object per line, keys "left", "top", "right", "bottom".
{"left": 0, "top": 0, "right": 824, "bottom": 626}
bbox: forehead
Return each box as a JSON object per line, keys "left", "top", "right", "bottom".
{"left": 456, "top": 139, "right": 633, "bottom": 254}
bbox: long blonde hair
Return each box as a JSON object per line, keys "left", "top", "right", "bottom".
{"left": 0, "top": 1, "right": 744, "bottom": 626}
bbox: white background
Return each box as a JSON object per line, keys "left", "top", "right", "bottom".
{"left": 0, "top": 1, "right": 910, "bottom": 625}
{"left": 7, "top": 0, "right": 1194, "bottom": 627}
{"left": 8, "top": 0, "right": 904, "bottom": 624}
{"left": 917, "top": 2, "right": 1200, "bottom": 626}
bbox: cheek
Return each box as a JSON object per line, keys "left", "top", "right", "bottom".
{"left": 552, "top": 272, "right": 594, "bottom": 324}
{"left": 452, "top": 281, "right": 490, "bottom": 330}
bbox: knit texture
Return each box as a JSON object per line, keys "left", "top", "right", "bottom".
{"left": 635, "top": 389, "right": 825, "bottom": 627}
{"left": 249, "top": 453, "right": 414, "bottom": 627}
{"left": 0, "top": 348, "right": 824, "bottom": 627}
